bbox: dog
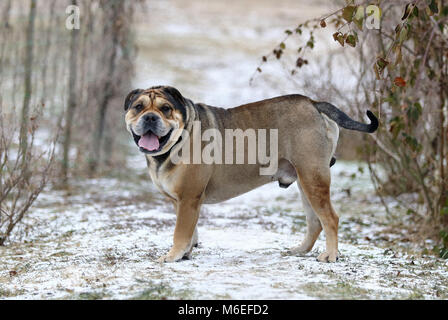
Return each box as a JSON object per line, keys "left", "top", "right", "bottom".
{"left": 124, "top": 86, "right": 378, "bottom": 263}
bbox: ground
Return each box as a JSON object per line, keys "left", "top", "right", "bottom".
{"left": 0, "top": 157, "right": 447, "bottom": 299}
{"left": 1, "top": 0, "right": 447, "bottom": 300}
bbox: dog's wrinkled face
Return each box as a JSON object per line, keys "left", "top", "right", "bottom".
{"left": 124, "top": 86, "right": 187, "bottom": 156}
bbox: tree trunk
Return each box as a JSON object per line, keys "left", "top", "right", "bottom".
{"left": 40, "top": 0, "right": 56, "bottom": 105}
{"left": 62, "top": 0, "right": 80, "bottom": 185}
{"left": 19, "top": 0, "right": 37, "bottom": 168}
{"left": 88, "top": 1, "right": 122, "bottom": 175}
{"left": 0, "top": 0, "right": 13, "bottom": 84}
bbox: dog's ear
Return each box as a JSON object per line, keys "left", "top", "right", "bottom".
{"left": 162, "top": 86, "right": 185, "bottom": 106}
{"left": 124, "top": 89, "right": 143, "bottom": 111}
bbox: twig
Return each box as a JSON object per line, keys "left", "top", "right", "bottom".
{"left": 414, "top": 27, "right": 436, "bottom": 91}
{"left": 370, "top": 134, "right": 401, "bottom": 162}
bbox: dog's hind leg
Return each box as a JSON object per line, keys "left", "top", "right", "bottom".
{"left": 296, "top": 166, "right": 339, "bottom": 262}
{"left": 286, "top": 183, "right": 322, "bottom": 256}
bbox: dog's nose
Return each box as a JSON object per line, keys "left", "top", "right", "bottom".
{"left": 143, "top": 113, "right": 158, "bottom": 123}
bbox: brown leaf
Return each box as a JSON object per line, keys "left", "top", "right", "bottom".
{"left": 394, "top": 77, "right": 407, "bottom": 87}
{"left": 394, "top": 45, "right": 403, "bottom": 65}
{"left": 338, "top": 36, "right": 345, "bottom": 47}
{"left": 346, "top": 34, "right": 356, "bottom": 47}
{"left": 320, "top": 20, "right": 327, "bottom": 28}
{"left": 376, "top": 58, "right": 389, "bottom": 73}
{"left": 332, "top": 32, "right": 339, "bottom": 41}
{"left": 342, "top": 5, "right": 357, "bottom": 23}
{"left": 333, "top": 32, "right": 345, "bottom": 47}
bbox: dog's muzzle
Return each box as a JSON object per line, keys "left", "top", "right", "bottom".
{"left": 132, "top": 113, "right": 173, "bottom": 154}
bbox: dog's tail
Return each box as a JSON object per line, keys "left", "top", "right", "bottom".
{"left": 313, "top": 101, "right": 378, "bottom": 133}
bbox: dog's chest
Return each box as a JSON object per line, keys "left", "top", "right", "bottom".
{"left": 147, "top": 162, "right": 178, "bottom": 201}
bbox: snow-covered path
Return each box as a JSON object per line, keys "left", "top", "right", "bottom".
{"left": 1, "top": 159, "right": 447, "bottom": 299}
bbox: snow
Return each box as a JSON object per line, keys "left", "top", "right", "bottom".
{"left": 1, "top": 159, "right": 447, "bottom": 300}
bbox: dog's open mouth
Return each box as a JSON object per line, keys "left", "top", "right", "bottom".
{"left": 132, "top": 129, "right": 173, "bottom": 154}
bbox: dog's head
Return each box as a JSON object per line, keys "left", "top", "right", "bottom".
{"left": 124, "top": 86, "right": 187, "bottom": 156}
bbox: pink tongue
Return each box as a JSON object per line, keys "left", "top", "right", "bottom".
{"left": 138, "top": 132, "right": 160, "bottom": 151}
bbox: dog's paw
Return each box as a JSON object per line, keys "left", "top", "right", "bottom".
{"left": 316, "top": 251, "right": 338, "bottom": 263}
{"left": 157, "top": 251, "right": 184, "bottom": 263}
{"left": 283, "top": 246, "right": 310, "bottom": 257}
{"left": 182, "top": 252, "right": 192, "bottom": 260}
{"left": 157, "top": 254, "right": 181, "bottom": 263}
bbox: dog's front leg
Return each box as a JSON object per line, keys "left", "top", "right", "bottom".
{"left": 157, "top": 196, "right": 202, "bottom": 263}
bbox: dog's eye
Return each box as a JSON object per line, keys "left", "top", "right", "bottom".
{"left": 160, "top": 105, "right": 171, "bottom": 116}
{"left": 134, "top": 103, "right": 143, "bottom": 112}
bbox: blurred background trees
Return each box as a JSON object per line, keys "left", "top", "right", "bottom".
{"left": 0, "top": 0, "right": 139, "bottom": 244}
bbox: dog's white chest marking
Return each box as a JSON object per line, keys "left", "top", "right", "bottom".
{"left": 147, "top": 163, "right": 178, "bottom": 201}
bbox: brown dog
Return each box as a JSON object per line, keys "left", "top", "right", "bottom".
{"left": 124, "top": 86, "right": 378, "bottom": 263}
